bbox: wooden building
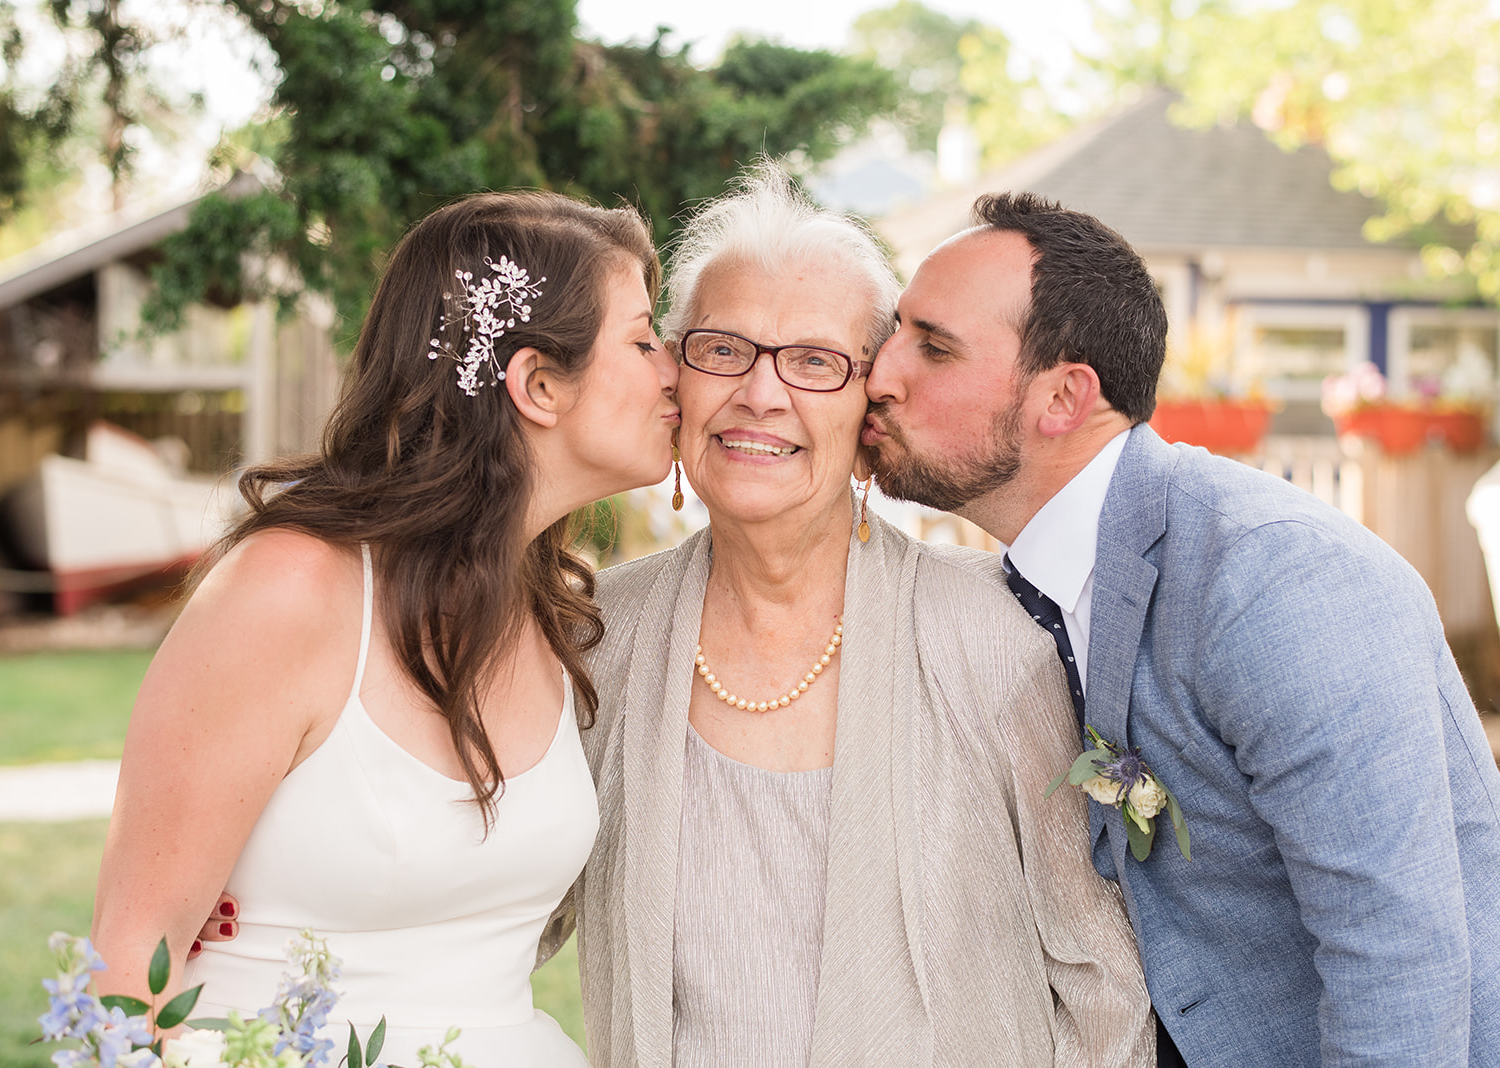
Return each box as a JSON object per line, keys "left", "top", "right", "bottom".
{"left": 0, "top": 173, "right": 338, "bottom": 493}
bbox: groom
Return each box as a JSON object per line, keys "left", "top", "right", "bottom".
{"left": 862, "top": 191, "right": 1500, "bottom": 1067}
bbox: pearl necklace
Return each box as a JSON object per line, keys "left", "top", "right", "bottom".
{"left": 695, "top": 618, "right": 843, "bottom": 713}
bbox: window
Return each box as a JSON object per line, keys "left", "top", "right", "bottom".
{"left": 1232, "top": 305, "right": 1367, "bottom": 401}
{"left": 1388, "top": 309, "right": 1499, "bottom": 404}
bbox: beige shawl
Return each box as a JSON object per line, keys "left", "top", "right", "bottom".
{"left": 545, "top": 508, "right": 1153, "bottom": 1067}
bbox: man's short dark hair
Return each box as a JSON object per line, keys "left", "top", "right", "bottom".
{"left": 970, "top": 192, "right": 1166, "bottom": 423}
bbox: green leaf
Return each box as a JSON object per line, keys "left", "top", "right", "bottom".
{"left": 1043, "top": 769, "right": 1069, "bottom": 797}
{"left": 184, "top": 1017, "right": 231, "bottom": 1031}
{"left": 365, "top": 1017, "right": 387, "bottom": 1064}
{"left": 147, "top": 937, "right": 170, "bottom": 996}
{"left": 1065, "top": 747, "right": 1111, "bottom": 786}
{"left": 1125, "top": 809, "right": 1156, "bottom": 861}
{"left": 348, "top": 1023, "right": 364, "bottom": 1068}
{"left": 1164, "top": 787, "right": 1192, "bottom": 861}
{"left": 99, "top": 994, "right": 150, "bottom": 1016}
{"left": 154, "top": 984, "right": 203, "bottom": 1031}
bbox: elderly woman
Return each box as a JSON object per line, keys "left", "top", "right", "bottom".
{"left": 559, "top": 166, "right": 1153, "bottom": 1066}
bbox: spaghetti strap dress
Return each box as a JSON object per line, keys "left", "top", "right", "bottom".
{"left": 185, "top": 545, "right": 597, "bottom": 1066}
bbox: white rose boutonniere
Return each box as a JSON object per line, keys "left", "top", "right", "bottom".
{"left": 1046, "top": 725, "right": 1191, "bottom": 862}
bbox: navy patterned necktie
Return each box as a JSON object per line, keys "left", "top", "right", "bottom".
{"left": 1004, "top": 556, "right": 1086, "bottom": 729}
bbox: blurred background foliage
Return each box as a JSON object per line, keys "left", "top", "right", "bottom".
{"left": 2, "top": 0, "right": 1500, "bottom": 330}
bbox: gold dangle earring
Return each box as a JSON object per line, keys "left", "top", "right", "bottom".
{"left": 858, "top": 477, "right": 872, "bottom": 543}
{"left": 672, "top": 432, "right": 684, "bottom": 512}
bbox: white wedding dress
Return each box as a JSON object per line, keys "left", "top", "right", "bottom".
{"left": 185, "top": 546, "right": 597, "bottom": 1067}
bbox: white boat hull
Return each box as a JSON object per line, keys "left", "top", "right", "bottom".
{"left": 2, "top": 425, "right": 239, "bottom": 614}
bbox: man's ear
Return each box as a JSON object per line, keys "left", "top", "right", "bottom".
{"left": 1035, "top": 363, "right": 1102, "bottom": 437}
{"left": 504, "top": 347, "right": 563, "bottom": 428}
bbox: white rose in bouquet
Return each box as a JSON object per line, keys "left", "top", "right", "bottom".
{"left": 117, "top": 1051, "right": 163, "bottom": 1068}
{"left": 162, "top": 1027, "right": 229, "bottom": 1068}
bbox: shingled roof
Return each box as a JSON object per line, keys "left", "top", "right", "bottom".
{"left": 879, "top": 88, "right": 1424, "bottom": 272}
{"left": 1011, "top": 88, "right": 1385, "bottom": 252}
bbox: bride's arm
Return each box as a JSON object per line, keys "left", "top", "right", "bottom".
{"left": 91, "top": 530, "right": 360, "bottom": 1002}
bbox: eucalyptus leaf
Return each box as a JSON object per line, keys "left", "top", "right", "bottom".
{"left": 184, "top": 1017, "right": 231, "bottom": 1031}
{"left": 348, "top": 1024, "right": 364, "bottom": 1068}
{"left": 366, "top": 1017, "right": 387, "bottom": 1064}
{"left": 1064, "top": 748, "right": 1111, "bottom": 786}
{"left": 155, "top": 984, "right": 204, "bottom": 1031}
{"left": 147, "top": 937, "right": 170, "bottom": 996}
{"left": 100, "top": 994, "right": 151, "bottom": 1016}
{"left": 1125, "top": 810, "right": 1156, "bottom": 861}
{"left": 1165, "top": 788, "right": 1192, "bottom": 861}
{"left": 1044, "top": 770, "right": 1068, "bottom": 797}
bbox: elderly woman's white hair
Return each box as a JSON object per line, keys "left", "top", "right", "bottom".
{"left": 661, "top": 159, "right": 901, "bottom": 358}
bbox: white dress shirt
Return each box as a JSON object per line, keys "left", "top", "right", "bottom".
{"left": 1000, "top": 429, "right": 1130, "bottom": 694}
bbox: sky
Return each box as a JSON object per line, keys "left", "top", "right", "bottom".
{"left": 575, "top": 0, "right": 1098, "bottom": 84}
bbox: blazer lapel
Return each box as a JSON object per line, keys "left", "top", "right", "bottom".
{"left": 1085, "top": 426, "right": 1171, "bottom": 851}
{"left": 621, "top": 531, "right": 709, "bottom": 1066}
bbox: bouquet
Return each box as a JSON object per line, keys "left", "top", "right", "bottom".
{"left": 37, "top": 930, "right": 468, "bottom": 1068}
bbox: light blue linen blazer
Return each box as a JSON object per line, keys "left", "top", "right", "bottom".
{"left": 1086, "top": 425, "right": 1500, "bottom": 1066}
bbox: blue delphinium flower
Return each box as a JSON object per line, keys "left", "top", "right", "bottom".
{"left": 39, "top": 983, "right": 109, "bottom": 1041}
{"left": 260, "top": 931, "right": 342, "bottom": 1066}
{"left": 92, "top": 1007, "right": 155, "bottom": 1068}
{"left": 39, "top": 933, "right": 158, "bottom": 1068}
{"left": 40, "top": 933, "right": 110, "bottom": 1041}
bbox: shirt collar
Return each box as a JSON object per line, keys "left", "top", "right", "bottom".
{"left": 1003, "top": 429, "right": 1130, "bottom": 615}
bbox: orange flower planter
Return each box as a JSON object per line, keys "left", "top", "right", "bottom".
{"left": 1332, "top": 405, "right": 1489, "bottom": 455}
{"left": 1333, "top": 406, "right": 1433, "bottom": 455}
{"left": 1435, "top": 410, "right": 1488, "bottom": 453}
{"left": 1150, "top": 400, "right": 1273, "bottom": 454}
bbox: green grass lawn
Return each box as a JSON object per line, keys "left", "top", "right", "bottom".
{"left": 0, "top": 649, "right": 152, "bottom": 765}
{"left": 0, "top": 649, "right": 587, "bottom": 1061}
{"left": 0, "top": 819, "right": 109, "bottom": 1068}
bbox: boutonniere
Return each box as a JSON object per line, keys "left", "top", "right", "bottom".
{"left": 1046, "top": 725, "right": 1191, "bottom": 862}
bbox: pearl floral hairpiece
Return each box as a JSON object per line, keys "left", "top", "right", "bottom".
{"left": 428, "top": 255, "right": 547, "bottom": 396}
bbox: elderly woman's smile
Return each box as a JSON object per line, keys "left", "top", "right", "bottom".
{"left": 677, "top": 260, "right": 871, "bottom": 525}
{"left": 716, "top": 434, "right": 801, "bottom": 458}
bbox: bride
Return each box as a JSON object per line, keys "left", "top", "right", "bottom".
{"left": 90, "top": 190, "right": 680, "bottom": 1065}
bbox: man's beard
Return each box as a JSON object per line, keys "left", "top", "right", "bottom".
{"left": 868, "top": 396, "right": 1024, "bottom": 513}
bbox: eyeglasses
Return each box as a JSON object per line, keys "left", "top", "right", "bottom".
{"left": 679, "top": 329, "right": 873, "bottom": 393}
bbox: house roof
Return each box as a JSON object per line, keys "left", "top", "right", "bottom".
{"left": 0, "top": 171, "right": 261, "bottom": 309}
{"left": 879, "top": 89, "right": 1418, "bottom": 276}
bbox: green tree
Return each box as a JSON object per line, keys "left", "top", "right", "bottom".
{"left": 849, "top": 0, "right": 984, "bottom": 154}
{"left": 0, "top": 0, "right": 203, "bottom": 235}
{"left": 1086, "top": 0, "right": 1500, "bottom": 296}
{"left": 958, "top": 24, "right": 1074, "bottom": 167}
{"left": 140, "top": 0, "right": 895, "bottom": 337}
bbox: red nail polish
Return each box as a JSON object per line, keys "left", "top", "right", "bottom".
{"left": 191, "top": 940, "right": 202, "bottom": 954}
{"left": 220, "top": 901, "right": 235, "bottom": 918}
{"left": 219, "top": 922, "right": 233, "bottom": 936}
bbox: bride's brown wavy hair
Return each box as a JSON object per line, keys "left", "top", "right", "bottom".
{"left": 217, "top": 190, "right": 659, "bottom": 827}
